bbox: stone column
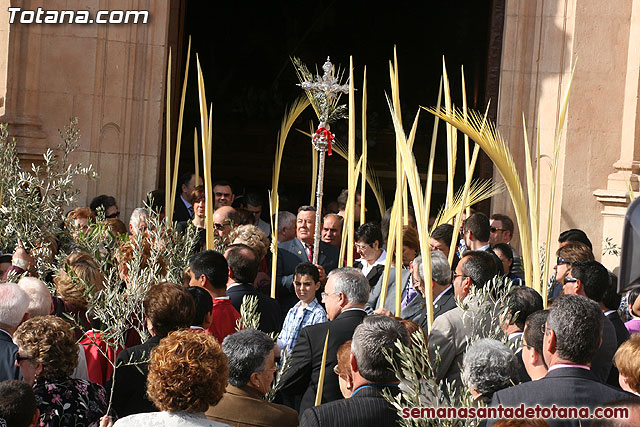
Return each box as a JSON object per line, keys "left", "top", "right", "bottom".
{"left": 594, "top": 0, "right": 640, "bottom": 270}
{"left": 0, "top": 0, "right": 171, "bottom": 222}
{"left": 495, "top": 0, "right": 634, "bottom": 272}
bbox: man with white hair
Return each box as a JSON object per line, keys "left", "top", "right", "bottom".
{"left": 277, "top": 211, "right": 296, "bottom": 243}
{"left": 17, "top": 277, "right": 53, "bottom": 318}
{"left": 412, "top": 251, "right": 456, "bottom": 323}
{"left": 279, "top": 267, "right": 368, "bottom": 418}
{"left": 0, "top": 283, "right": 30, "bottom": 381}
{"left": 128, "top": 207, "right": 149, "bottom": 236}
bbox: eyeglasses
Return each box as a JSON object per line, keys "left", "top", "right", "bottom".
{"left": 105, "top": 211, "right": 120, "bottom": 219}
{"left": 354, "top": 243, "right": 370, "bottom": 251}
{"left": 15, "top": 354, "right": 30, "bottom": 364}
{"left": 490, "top": 226, "right": 506, "bottom": 233}
{"left": 321, "top": 291, "right": 339, "bottom": 300}
{"left": 453, "top": 273, "right": 465, "bottom": 281}
{"left": 556, "top": 257, "right": 571, "bottom": 265}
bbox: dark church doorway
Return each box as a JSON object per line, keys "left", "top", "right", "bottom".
{"left": 165, "top": 1, "right": 504, "bottom": 220}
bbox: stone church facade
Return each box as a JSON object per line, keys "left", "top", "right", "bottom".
{"left": 1, "top": 0, "right": 637, "bottom": 270}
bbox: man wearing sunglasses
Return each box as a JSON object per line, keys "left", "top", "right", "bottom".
{"left": 89, "top": 194, "right": 119, "bottom": 219}
{"left": 549, "top": 241, "right": 594, "bottom": 301}
{"left": 489, "top": 214, "right": 523, "bottom": 279}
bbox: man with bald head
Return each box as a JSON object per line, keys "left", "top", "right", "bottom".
{"left": 212, "top": 206, "right": 238, "bottom": 245}
{"left": 321, "top": 214, "right": 343, "bottom": 248}
{"left": 277, "top": 206, "right": 340, "bottom": 315}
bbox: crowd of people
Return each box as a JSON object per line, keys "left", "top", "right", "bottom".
{"left": 1, "top": 172, "right": 640, "bottom": 427}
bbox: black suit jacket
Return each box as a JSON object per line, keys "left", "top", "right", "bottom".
{"left": 433, "top": 286, "right": 457, "bottom": 320}
{"left": 0, "top": 330, "right": 21, "bottom": 382}
{"left": 109, "top": 336, "right": 161, "bottom": 417}
{"left": 226, "top": 284, "right": 282, "bottom": 334}
{"left": 300, "top": 384, "right": 401, "bottom": 427}
{"left": 353, "top": 261, "right": 385, "bottom": 290}
{"left": 489, "top": 367, "right": 633, "bottom": 426}
{"left": 417, "top": 286, "right": 457, "bottom": 330}
{"left": 605, "top": 310, "right": 630, "bottom": 388}
{"left": 276, "top": 238, "right": 340, "bottom": 314}
{"left": 280, "top": 309, "right": 367, "bottom": 418}
{"left": 173, "top": 195, "right": 192, "bottom": 223}
{"left": 591, "top": 315, "right": 617, "bottom": 384}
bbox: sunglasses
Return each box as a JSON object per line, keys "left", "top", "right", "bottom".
{"left": 564, "top": 276, "right": 578, "bottom": 284}
{"left": 490, "top": 226, "right": 506, "bottom": 233}
{"left": 105, "top": 211, "right": 120, "bottom": 219}
{"left": 15, "top": 354, "right": 30, "bottom": 364}
{"left": 556, "top": 257, "right": 571, "bottom": 265}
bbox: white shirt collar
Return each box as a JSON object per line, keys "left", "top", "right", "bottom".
{"left": 358, "top": 250, "right": 386, "bottom": 276}
{"left": 433, "top": 285, "right": 452, "bottom": 305}
{"left": 508, "top": 331, "right": 523, "bottom": 341}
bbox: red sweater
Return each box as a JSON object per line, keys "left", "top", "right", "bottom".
{"left": 206, "top": 298, "right": 241, "bottom": 344}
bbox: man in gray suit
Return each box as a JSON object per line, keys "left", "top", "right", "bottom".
{"left": 428, "top": 250, "right": 499, "bottom": 394}
{"left": 277, "top": 206, "right": 339, "bottom": 314}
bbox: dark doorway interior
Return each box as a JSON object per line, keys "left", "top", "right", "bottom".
{"left": 167, "top": 1, "right": 501, "bottom": 220}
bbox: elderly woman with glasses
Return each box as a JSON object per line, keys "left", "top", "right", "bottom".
{"left": 13, "top": 315, "right": 109, "bottom": 426}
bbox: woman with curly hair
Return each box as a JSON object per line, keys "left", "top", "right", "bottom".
{"left": 230, "top": 224, "right": 271, "bottom": 293}
{"left": 113, "top": 330, "right": 229, "bottom": 426}
{"left": 13, "top": 315, "right": 109, "bottom": 426}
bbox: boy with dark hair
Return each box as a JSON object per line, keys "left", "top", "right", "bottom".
{"left": 0, "top": 380, "right": 39, "bottom": 427}
{"left": 277, "top": 262, "right": 327, "bottom": 353}
{"left": 187, "top": 286, "right": 214, "bottom": 332}
{"left": 189, "top": 250, "right": 240, "bottom": 344}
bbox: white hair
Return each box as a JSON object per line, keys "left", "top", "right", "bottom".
{"left": 129, "top": 207, "right": 149, "bottom": 233}
{"left": 277, "top": 211, "right": 296, "bottom": 233}
{"left": 0, "top": 282, "right": 30, "bottom": 329}
{"left": 18, "top": 277, "right": 53, "bottom": 318}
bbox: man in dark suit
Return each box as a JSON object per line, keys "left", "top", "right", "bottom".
{"left": 601, "top": 272, "right": 630, "bottom": 388}
{"left": 564, "top": 260, "right": 618, "bottom": 383}
{"left": 173, "top": 172, "right": 202, "bottom": 223}
{"left": 500, "top": 286, "right": 544, "bottom": 383}
{"left": 489, "top": 295, "right": 633, "bottom": 426}
{"left": 279, "top": 267, "right": 368, "bottom": 418}
{"left": 411, "top": 251, "right": 457, "bottom": 326}
{"left": 277, "top": 206, "right": 340, "bottom": 314}
{"left": 225, "top": 243, "right": 281, "bottom": 334}
{"left": 463, "top": 212, "right": 504, "bottom": 276}
{"left": 300, "top": 315, "right": 408, "bottom": 427}
{"left": 0, "top": 283, "right": 29, "bottom": 382}
{"left": 109, "top": 283, "right": 195, "bottom": 417}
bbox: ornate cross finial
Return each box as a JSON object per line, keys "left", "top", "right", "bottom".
{"left": 298, "top": 57, "right": 349, "bottom": 106}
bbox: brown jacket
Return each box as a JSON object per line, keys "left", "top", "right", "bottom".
{"left": 206, "top": 385, "right": 298, "bottom": 427}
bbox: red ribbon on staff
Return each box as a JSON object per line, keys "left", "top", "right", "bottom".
{"left": 314, "top": 127, "right": 334, "bottom": 155}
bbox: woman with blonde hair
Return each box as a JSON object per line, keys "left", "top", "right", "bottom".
{"left": 113, "top": 330, "right": 229, "bottom": 426}
{"left": 53, "top": 251, "right": 104, "bottom": 337}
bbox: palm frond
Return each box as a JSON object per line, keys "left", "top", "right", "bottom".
{"left": 426, "top": 106, "right": 535, "bottom": 292}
